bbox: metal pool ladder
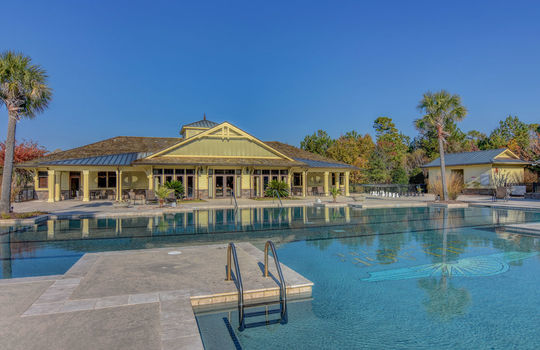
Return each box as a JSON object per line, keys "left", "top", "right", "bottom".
{"left": 272, "top": 189, "right": 283, "bottom": 207}
{"left": 226, "top": 241, "right": 288, "bottom": 331}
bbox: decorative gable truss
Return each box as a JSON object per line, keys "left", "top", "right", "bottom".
{"left": 143, "top": 122, "right": 294, "bottom": 160}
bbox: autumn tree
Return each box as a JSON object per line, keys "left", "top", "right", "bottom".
{"left": 0, "top": 140, "right": 47, "bottom": 201}
{"left": 326, "top": 131, "right": 374, "bottom": 183}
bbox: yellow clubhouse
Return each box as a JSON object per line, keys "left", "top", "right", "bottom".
{"left": 20, "top": 117, "right": 355, "bottom": 202}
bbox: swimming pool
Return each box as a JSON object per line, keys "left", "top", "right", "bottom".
{"left": 0, "top": 206, "right": 538, "bottom": 280}
{"left": 194, "top": 206, "right": 540, "bottom": 349}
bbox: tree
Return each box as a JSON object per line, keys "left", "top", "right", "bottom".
{"left": 300, "top": 130, "right": 334, "bottom": 156}
{"left": 372, "top": 116, "right": 409, "bottom": 183}
{"left": 0, "top": 140, "right": 48, "bottom": 201}
{"left": 366, "top": 146, "right": 391, "bottom": 183}
{"left": 413, "top": 120, "right": 469, "bottom": 159}
{"left": 326, "top": 131, "right": 374, "bottom": 183}
{"left": 0, "top": 52, "right": 52, "bottom": 212}
{"left": 465, "top": 130, "right": 487, "bottom": 151}
{"left": 487, "top": 115, "right": 536, "bottom": 160}
{"left": 416, "top": 90, "right": 467, "bottom": 201}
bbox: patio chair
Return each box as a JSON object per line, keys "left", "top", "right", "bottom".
{"left": 146, "top": 190, "right": 158, "bottom": 204}
{"left": 128, "top": 190, "right": 137, "bottom": 205}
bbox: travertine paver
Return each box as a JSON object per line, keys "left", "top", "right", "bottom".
{"left": 3, "top": 242, "right": 312, "bottom": 350}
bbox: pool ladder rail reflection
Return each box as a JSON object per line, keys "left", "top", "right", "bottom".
{"left": 226, "top": 241, "right": 288, "bottom": 331}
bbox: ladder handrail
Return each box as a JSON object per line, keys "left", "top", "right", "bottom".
{"left": 273, "top": 189, "right": 283, "bottom": 207}
{"left": 264, "top": 241, "right": 287, "bottom": 319}
{"left": 226, "top": 243, "right": 245, "bottom": 330}
{"left": 231, "top": 190, "right": 238, "bottom": 210}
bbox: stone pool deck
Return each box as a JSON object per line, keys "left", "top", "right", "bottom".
{"left": 0, "top": 243, "right": 312, "bottom": 350}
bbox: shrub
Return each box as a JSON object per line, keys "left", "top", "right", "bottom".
{"left": 264, "top": 180, "right": 289, "bottom": 198}
{"left": 329, "top": 187, "right": 342, "bottom": 202}
{"left": 155, "top": 185, "right": 174, "bottom": 207}
{"left": 428, "top": 173, "right": 464, "bottom": 200}
{"left": 164, "top": 180, "right": 185, "bottom": 199}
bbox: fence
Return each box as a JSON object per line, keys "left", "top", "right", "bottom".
{"left": 351, "top": 184, "right": 427, "bottom": 197}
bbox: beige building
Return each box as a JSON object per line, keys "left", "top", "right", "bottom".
{"left": 20, "top": 118, "right": 355, "bottom": 202}
{"left": 423, "top": 148, "right": 530, "bottom": 194}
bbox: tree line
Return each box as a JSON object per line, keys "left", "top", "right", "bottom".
{"left": 300, "top": 94, "right": 540, "bottom": 186}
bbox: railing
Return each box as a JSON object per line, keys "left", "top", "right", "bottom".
{"left": 226, "top": 243, "right": 246, "bottom": 330}
{"left": 264, "top": 241, "right": 287, "bottom": 323}
{"left": 352, "top": 183, "right": 427, "bottom": 197}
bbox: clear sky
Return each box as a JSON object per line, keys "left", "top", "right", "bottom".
{"left": 1, "top": 0, "right": 539, "bottom": 151}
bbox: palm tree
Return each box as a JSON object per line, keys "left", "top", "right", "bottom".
{"left": 0, "top": 52, "right": 52, "bottom": 213}
{"left": 416, "top": 91, "right": 466, "bottom": 201}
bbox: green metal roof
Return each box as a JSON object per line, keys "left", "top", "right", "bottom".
{"left": 422, "top": 148, "right": 530, "bottom": 167}
{"left": 183, "top": 119, "right": 219, "bottom": 128}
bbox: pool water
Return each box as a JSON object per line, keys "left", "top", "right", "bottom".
{"left": 2, "top": 206, "right": 540, "bottom": 348}
{"left": 195, "top": 207, "right": 540, "bottom": 350}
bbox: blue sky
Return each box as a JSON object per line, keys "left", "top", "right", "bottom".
{"left": 1, "top": 0, "right": 539, "bottom": 151}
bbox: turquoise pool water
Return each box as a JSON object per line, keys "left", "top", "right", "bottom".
{"left": 195, "top": 206, "right": 540, "bottom": 349}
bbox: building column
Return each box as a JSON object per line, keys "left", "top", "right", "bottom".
{"left": 323, "top": 171, "right": 329, "bottom": 196}
{"left": 147, "top": 169, "right": 154, "bottom": 191}
{"left": 302, "top": 171, "right": 307, "bottom": 197}
{"left": 82, "top": 170, "right": 90, "bottom": 202}
{"left": 116, "top": 170, "right": 123, "bottom": 201}
{"left": 54, "top": 171, "right": 61, "bottom": 202}
{"left": 335, "top": 172, "right": 340, "bottom": 190}
{"left": 344, "top": 171, "right": 350, "bottom": 196}
{"left": 47, "top": 170, "right": 55, "bottom": 202}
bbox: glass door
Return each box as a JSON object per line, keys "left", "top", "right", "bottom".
{"left": 225, "top": 176, "right": 234, "bottom": 197}
{"left": 215, "top": 176, "right": 224, "bottom": 197}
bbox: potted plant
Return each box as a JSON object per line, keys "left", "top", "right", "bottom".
{"left": 329, "top": 187, "right": 342, "bottom": 203}
{"left": 155, "top": 185, "right": 174, "bottom": 207}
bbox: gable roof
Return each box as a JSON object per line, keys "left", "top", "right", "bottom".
{"left": 264, "top": 141, "right": 355, "bottom": 169}
{"left": 182, "top": 119, "right": 219, "bottom": 129}
{"left": 146, "top": 122, "right": 295, "bottom": 161}
{"left": 18, "top": 124, "right": 356, "bottom": 170}
{"left": 422, "top": 148, "right": 530, "bottom": 168}
{"left": 19, "top": 136, "right": 181, "bottom": 167}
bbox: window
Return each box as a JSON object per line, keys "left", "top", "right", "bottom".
{"left": 293, "top": 173, "right": 302, "bottom": 186}
{"left": 339, "top": 173, "right": 345, "bottom": 185}
{"left": 331, "top": 173, "right": 336, "bottom": 186}
{"left": 108, "top": 172, "right": 116, "bottom": 187}
{"left": 98, "top": 172, "right": 117, "bottom": 188}
{"left": 38, "top": 171, "right": 48, "bottom": 188}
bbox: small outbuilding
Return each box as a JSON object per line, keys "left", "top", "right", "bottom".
{"left": 422, "top": 148, "right": 530, "bottom": 194}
